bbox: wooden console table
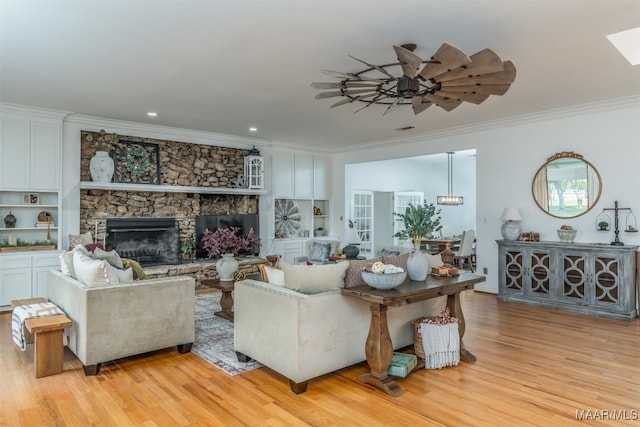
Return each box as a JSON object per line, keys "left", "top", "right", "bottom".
{"left": 342, "top": 273, "right": 486, "bottom": 397}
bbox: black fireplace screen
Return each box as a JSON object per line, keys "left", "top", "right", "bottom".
{"left": 106, "top": 217, "right": 179, "bottom": 266}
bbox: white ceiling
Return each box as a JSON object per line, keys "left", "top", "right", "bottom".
{"left": 1, "top": 1, "right": 639, "bottom": 152}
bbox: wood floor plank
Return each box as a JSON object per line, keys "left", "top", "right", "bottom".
{"left": 1, "top": 291, "right": 639, "bottom": 426}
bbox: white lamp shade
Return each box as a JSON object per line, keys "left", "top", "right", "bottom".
{"left": 501, "top": 207, "right": 522, "bottom": 222}
{"left": 343, "top": 227, "right": 361, "bottom": 244}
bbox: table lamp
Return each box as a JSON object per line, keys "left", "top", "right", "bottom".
{"left": 501, "top": 207, "right": 522, "bottom": 240}
{"left": 343, "top": 221, "right": 362, "bottom": 258}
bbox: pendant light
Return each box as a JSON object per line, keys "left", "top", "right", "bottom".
{"left": 437, "top": 152, "right": 464, "bottom": 206}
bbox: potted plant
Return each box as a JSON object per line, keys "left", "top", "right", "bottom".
{"left": 180, "top": 241, "right": 193, "bottom": 261}
{"left": 393, "top": 200, "right": 442, "bottom": 245}
{"left": 314, "top": 227, "right": 325, "bottom": 237}
{"left": 201, "top": 226, "right": 262, "bottom": 281}
{"left": 598, "top": 221, "right": 609, "bottom": 231}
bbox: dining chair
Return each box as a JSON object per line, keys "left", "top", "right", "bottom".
{"left": 439, "top": 225, "right": 453, "bottom": 239}
{"left": 453, "top": 229, "right": 476, "bottom": 272}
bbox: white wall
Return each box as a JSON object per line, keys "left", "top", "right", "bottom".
{"left": 331, "top": 97, "right": 640, "bottom": 293}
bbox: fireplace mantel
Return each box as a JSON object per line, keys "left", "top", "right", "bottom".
{"left": 80, "top": 181, "right": 267, "bottom": 196}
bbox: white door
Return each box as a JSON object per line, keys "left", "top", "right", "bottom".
{"left": 350, "top": 190, "right": 373, "bottom": 256}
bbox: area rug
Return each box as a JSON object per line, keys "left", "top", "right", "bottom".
{"left": 192, "top": 292, "right": 262, "bottom": 376}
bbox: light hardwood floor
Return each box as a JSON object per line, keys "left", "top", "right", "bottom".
{"left": 1, "top": 291, "right": 639, "bottom": 426}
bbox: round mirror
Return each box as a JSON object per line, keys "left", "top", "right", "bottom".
{"left": 532, "top": 152, "right": 602, "bottom": 218}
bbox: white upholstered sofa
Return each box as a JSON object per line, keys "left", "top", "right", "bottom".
{"left": 47, "top": 270, "right": 195, "bottom": 375}
{"left": 233, "top": 275, "right": 445, "bottom": 393}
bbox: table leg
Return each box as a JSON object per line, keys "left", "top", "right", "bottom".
{"left": 34, "top": 329, "right": 65, "bottom": 378}
{"left": 447, "top": 291, "right": 476, "bottom": 362}
{"left": 215, "top": 287, "right": 234, "bottom": 322}
{"left": 358, "top": 304, "right": 403, "bottom": 397}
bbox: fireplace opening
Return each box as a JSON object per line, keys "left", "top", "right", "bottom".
{"left": 106, "top": 218, "right": 179, "bottom": 266}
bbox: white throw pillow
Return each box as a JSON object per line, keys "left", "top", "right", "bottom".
{"left": 68, "top": 231, "right": 93, "bottom": 249}
{"left": 73, "top": 250, "right": 119, "bottom": 287}
{"left": 92, "top": 247, "right": 124, "bottom": 269}
{"left": 59, "top": 251, "right": 76, "bottom": 279}
{"left": 262, "top": 265, "right": 285, "bottom": 286}
{"left": 280, "top": 261, "right": 349, "bottom": 295}
{"left": 114, "top": 267, "right": 134, "bottom": 283}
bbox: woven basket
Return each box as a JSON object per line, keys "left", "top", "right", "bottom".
{"left": 412, "top": 316, "right": 433, "bottom": 359}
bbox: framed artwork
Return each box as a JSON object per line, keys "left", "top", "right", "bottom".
{"left": 23, "top": 193, "right": 39, "bottom": 205}
{"left": 113, "top": 140, "right": 161, "bottom": 184}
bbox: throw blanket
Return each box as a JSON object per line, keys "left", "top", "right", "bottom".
{"left": 420, "top": 322, "right": 460, "bottom": 369}
{"left": 122, "top": 258, "right": 148, "bottom": 280}
{"left": 12, "top": 303, "right": 65, "bottom": 351}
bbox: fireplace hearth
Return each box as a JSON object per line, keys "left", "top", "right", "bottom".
{"left": 106, "top": 218, "right": 179, "bottom": 266}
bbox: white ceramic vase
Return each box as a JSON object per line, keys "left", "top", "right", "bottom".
{"left": 406, "top": 243, "right": 428, "bottom": 281}
{"left": 89, "top": 150, "right": 115, "bottom": 183}
{"left": 216, "top": 253, "right": 239, "bottom": 281}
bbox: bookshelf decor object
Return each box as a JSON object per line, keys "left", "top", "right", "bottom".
{"left": 599, "top": 200, "right": 635, "bottom": 246}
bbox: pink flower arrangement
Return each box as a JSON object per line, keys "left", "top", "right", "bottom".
{"left": 201, "top": 226, "right": 261, "bottom": 258}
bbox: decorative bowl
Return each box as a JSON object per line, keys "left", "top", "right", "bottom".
{"left": 557, "top": 229, "right": 577, "bottom": 243}
{"left": 361, "top": 271, "right": 407, "bottom": 290}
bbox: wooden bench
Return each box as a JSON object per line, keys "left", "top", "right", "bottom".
{"left": 11, "top": 298, "right": 72, "bottom": 378}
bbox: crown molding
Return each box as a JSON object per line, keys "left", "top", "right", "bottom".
{"left": 65, "top": 113, "right": 270, "bottom": 151}
{"left": 0, "top": 103, "right": 71, "bottom": 121}
{"left": 333, "top": 96, "right": 640, "bottom": 154}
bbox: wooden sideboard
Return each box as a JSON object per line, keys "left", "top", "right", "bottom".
{"left": 497, "top": 240, "right": 639, "bottom": 321}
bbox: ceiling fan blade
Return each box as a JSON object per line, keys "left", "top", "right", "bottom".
{"left": 437, "top": 90, "right": 490, "bottom": 104}
{"left": 321, "top": 69, "right": 388, "bottom": 82}
{"left": 348, "top": 55, "right": 397, "bottom": 80}
{"left": 441, "top": 61, "right": 516, "bottom": 86}
{"left": 424, "top": 94, "right": 463, "bottom": 112}
{"left": 382, "top": 98, "right": 402, "bottom": 116}
{"left": 412, "top": 97, "right": 433, "bottom": 115}
{"left": 311, "top": 82, "right": 380, "bottom": 89}
{"left": 393, "top": 45, "right": 423, "bottom": 79}
{"left": 433, "top": 48, "right": 505, "bottom": 82}
{"left": 314, "top": 88, "right": 379, "bottom": 99}
{"left": 329, "top": 91, "right": 381, "bottom": 108}
{"left": 439, "top": 83, "right": 512, "bottom": 96}
{"left": 418, "top": 43, "right": 472, "bottom": 81}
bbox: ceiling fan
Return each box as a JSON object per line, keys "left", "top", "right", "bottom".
{"left": 312, "top": 43, "right": 516, "bottom": 116}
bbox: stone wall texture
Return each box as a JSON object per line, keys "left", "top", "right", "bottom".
{"left": 79, "top": 130, "right": 262, "bottom": 282}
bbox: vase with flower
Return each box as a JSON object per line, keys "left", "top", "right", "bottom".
{"left": 393, "top": 200, "right": 442, "bottom": 281}
{"left": 201, "top": 226, "right": 262, "bottom": 281}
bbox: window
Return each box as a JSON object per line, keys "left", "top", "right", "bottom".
{"left": 393, "top": 191, "right": 423, "bottom": 245}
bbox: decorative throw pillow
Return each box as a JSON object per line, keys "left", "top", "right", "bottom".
{"left": 73, "top": 250, "right": 119, "bottom": 287}
{"left": 309, "top": 242, "right": 332, "bottom": 262}
{"left": 58, "top": 251, "right": 76, "bottom": 279}
{"left": 85, "top": 242, "right": 105, "bottom": 253}
{"left": 280, "top": 261, "right": 349, "bottom": 295}
{"left": 379, "top": 249, "right": 400, "bottom": 256}
{"left": 382, "top": 252, "right": 410, "bottom": 271}
{"left": 114, "top": 267, "right": 134, "bottom": 283}
{"left": 92, "top": 247, "right": 124, "bottom": 269}
{"left": 260, "top": 265, "right": 285, "bottom": 286}
{"left": 344, "top": 257, "right": 382, "bottom": 288}
{"left": 68, "top": 231, "right": 93, "bottom": 250}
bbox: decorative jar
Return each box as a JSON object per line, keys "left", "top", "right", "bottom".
{"left": 216, "top": 253, "right": 239, "bottom": 281}
{"left": 89, "top": 150, "right": 115, "bottom": 183}
{"left": 406, "top": 244, "right": 428, "bottom": 281}
{"left": 557, "top": 229, "right": 577, "bottom": 243}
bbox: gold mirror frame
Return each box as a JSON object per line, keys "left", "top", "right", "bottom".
{"left": 532, "top": 151, "right": 602, "bottom": 219}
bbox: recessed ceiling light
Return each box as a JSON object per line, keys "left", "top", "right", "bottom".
{"left": 146, "top": 112, "right": 158, "bottom": 117}
{"left": 249, "top": 127, "right": 257, "bottom": 132}
{"left": 607, "top": 27, "right": 640, "bottom": 66}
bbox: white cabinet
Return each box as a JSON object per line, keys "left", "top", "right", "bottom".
{"left": 272, "top": 151, "right": 323, "bottom": 199}
{"left": 0, "top": 116, "right": 61, "bottom": 190}
{"left": 293, "top": 153, "right": 313, "bottom": 198}
{"left": 270, "top": 239, "right": 305, "bottom": 264}
{"left": 0, "top": 252, "right": 59, "bottom": 309}
{"left": 313, "top": 155, "right": 331, "bottom": 199}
